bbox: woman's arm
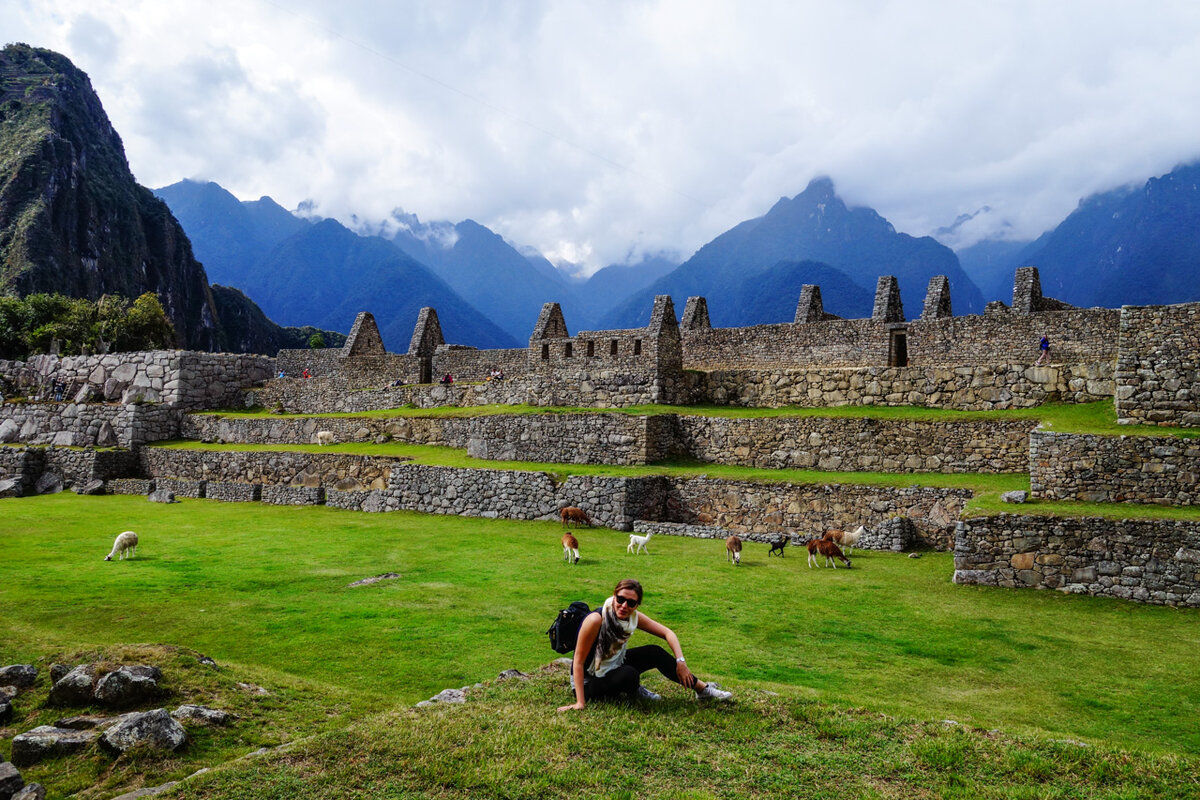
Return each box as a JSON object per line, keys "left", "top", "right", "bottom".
{"left": 637, "top": 613, "right": 697, "bottom": 688}
{"left": 557, "top": 613, "right": 601, "bottom": 712}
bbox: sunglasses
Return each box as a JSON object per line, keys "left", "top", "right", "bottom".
{"left": 614, "top": 595, "right": 640, "bottom": 608}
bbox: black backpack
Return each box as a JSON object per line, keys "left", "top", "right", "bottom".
{"left": 547, "top": 601, "right": 592, "bottom": 653}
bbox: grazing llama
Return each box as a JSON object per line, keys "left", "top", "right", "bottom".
{"left": 807, "top": 537, "right": 852, "bottom": 569}
{"left": 725, "top": 534, "right": 742, "bottom": 565}
{"left": 561, "top": 532, "right": 580, "bottom": 564}
{"left": 315, "top": 430, "right": 336, "bottom": 445}
{"left": 105, "top": 531, "right": 138, "bottom": 561}
{"left": 823, "top": 526, "right": 865, "bottom": 555}
{"left": 560, "top": 506, "right": 593, "bottom": 528}
{"left": 627, "top": 531, "right": 652, "bottom": 555}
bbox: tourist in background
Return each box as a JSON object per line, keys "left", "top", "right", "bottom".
{"left": 1035, "top": 335, "right": 1050, "bottom": 365}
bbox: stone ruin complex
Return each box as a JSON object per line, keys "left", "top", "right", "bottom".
{"left": 0, "top": 266, "right": 1197, "bottom": 607}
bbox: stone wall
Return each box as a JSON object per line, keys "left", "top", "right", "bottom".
{"left": 0, "top": 446, "right": 137, "bottom": 492}
{"left": 661, "top": 478, "right": 971, "bottom": 549}
{"left": 1115, "top": 303, "right": 1200, "bottom": 427}
{"left": 463, "top": 414, "right": 678, "bottom": 465}
{"left": 908, "top": 307, "right": 1120, "bottom": 366}
{"left": 953, "top": 514, "right": 1200, "bottom": 607}
{"left": 632, "top": 515, "right": 920, "bottom": 552}
{"left": 0, "top": 351, "right": 274, "bottom": 410}
{"left": 1030, "top": 430, "right": 1200, "bottom": 505}
{"left": 688, "top": 362, "right": 1114, "bottom": 409}
{"left": 0, "top": 403, "right": 179, "bottom": 447}
{"left": 674, "top": 415, "right": 1033, "bottom": 473}
{"left": 275, "top": 349, "right": 423, "bottom": 387}
{"left": 682, "top": 318, "right": 891, "bottom": 370}
{"left": 431, "top": 347, "right": 530, "bottom": 383}
{"left": 139, "top": 448, "right": 402, "bottom": 491}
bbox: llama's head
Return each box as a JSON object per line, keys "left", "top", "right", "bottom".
{"left": 104, "top": 554, "right": 113, "bottom": 561}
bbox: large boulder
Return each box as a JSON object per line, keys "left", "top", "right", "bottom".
{"left": 171, "top": 704, "right": 231, "bottom": 726}
{"left": 48, "top": 664, "right": 97, "bottom": 706}
{"left": 0, "top": 665, "right": 36, "bottom": 688}
{"left": 94, "top": 667, "right": 159, "bottom": 709}
{"left": 54, "top": 714, "right": 120, "bottom": 730}
{"left": 74, "top": 479, "right": 106, "bottom": 496}
{"left": 0, "top": 420, "right": 19, "bottom": 444}
{"left": 34, "top": 473, "right": 62, "bottom": 495}
{"left": 0, "top": 702, "right": 11, "bottom": 724}
{"left": 100, "top": 709, "right": 187, "bottom": 755}
{"left": 0, "top": 479, "right": 21, "bottom": 499}
{"left": 96, "top": 420, "right": 119, "bottom": 448}
{"left": 147, "top": 490, "right": 177, "bottom": 504}
{"left": 0, "top": 686, "right": 17, "bottom": 703}
{"left": 10, "top": 727, "right": 99, "bottom": 767}
{"left": 0, "top": 762, "right": 23, "bottom": 800}
{"left": 49, "top": 664, "right": 71, "bottom": 684}
{"left": 12, "top": 783, "right": 45, "bottom": 800}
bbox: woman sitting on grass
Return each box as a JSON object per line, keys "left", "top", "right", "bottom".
{"left": 557, "top": 578, "right": 732, "bottom": 711}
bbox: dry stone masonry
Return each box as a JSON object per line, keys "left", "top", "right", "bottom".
{"left": 1030, "top": 430, "right": 1200, "bottom": 505}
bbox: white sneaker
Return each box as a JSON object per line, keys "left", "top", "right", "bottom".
{"left": 637, "top": 685, "right": 663, "bottom": 701}
{"left": 696, "top": 684, "right": 732, "bottom": 701}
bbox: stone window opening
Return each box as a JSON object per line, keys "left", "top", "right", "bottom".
{"left": 564, "top": 342, "right": 573, "bottom": 358}
{"left": 586, "top": 341, "right": 595, "bottom": 357}
{"left": 633, "top": 339, "right": 642, "bottom": 355}
{"left": 541, "top": 343, "right": 550, "bottom": 360}
{"left": 610, "top": 340, "right": 618, "bottom": 356}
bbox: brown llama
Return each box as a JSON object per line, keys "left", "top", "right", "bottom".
{"left": 560, "top": 507, "right": 593, "bottom": 528}
{"left": 725, "top": 534, "right": 742, "bottom": 565}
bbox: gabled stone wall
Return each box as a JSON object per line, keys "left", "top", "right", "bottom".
{"left": 907, "top": 308, "right": 1120, "bottom": 367}
{"left": 681, "top": 318, "right": 892, "bottom": 370}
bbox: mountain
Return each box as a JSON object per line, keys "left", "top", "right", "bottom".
{"left": 601, "top": 177, "right": 982, "bottom": 329}
{"left": 386, "top": 216, "right": 587, "bottom": 340}
{"left": 237, "top": 218, "right": 516, "bottom": 351}
{"left": 1011, "top": 162, "right": 1200, "bottom": 308}
{"left": 954, "top": 238, "right": 1035, "bottom": 303}
{"left": 580, "top": 255, "right": 679, "bottom": 321}
{"left": 0, "top": 44, "right": 223, "bottom": 349}
{"left": 210, "top": 285, "right": 346, "bottom": 354}
{"left": 154, "top": 180, "right": 306, "bottom": 287}
{"left": 156, "top": 182, "right": 517, "bottom": 349}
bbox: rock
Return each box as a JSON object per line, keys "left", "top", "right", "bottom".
{"left": 12, "top": 783, "right": 45, "bottom": 800}
{"left": 10, "top": 726, "right": 99, "bottom": 766}
{"left": 1000, "top": 490, "right": 1028, "bottom": 504}
{"left": 72, "top": 384, "right": 94, "bottom": 403}
{"left": 100, "top": 709, "right": 187, "bottom": 755}
{"left": 497, "top": 669, "right": 529, "bottom": 681}
{"left": 196, "top": 655, "right": 217, "bottom": 667}
{"left": 347, "top": 572, "right": 400, "bottom": 588}
{"left": 0, "top": 479, "right": 21, "bottom": 499}
{"left": 49, "top": 664, "right": 71, "bottom": 684}
{"left": 0, "top": 665, "right": 36, "bottom": 689}
{"left": 94, "top": 667, "right": 160, "bottom": 709}
{"left": 48, "top": 664, "right": 98, "bottom": 706}
{"left": 74, "top": 479, "right": 105, "bottom": 496}
{"left": 0, "top": 420, "right": 19, "bottom": 443}
{"left": 416, "top": 688, "right": 467, "bottom": 708}
{"left": 96, "top": 420, "right": 119, "bottom": 448}
{"left": 171, "top": 705, "right": 231, "bottom": 726}
{"left": 0, "top": 686, "right": 16, "bottom": 703}
{"left": 234, "top": 682, "right": 269, "bottom": 696}
{"left": 54, "top": 715, "right": 121, "bottom": 730}
{"left": 34, "top": 473, "right": 62, "bottom": 495}
{"left": 0, "top": 702, "right": 10, "bottom": 724}
{"left": 147, "top": 489, "right": 177, "bottom": 504}
{"left": 0, "top": 762, "right": 22, "bottom": 800}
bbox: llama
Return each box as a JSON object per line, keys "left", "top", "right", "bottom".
{"left": 725, "top": 534, "right": 742, "bottom": 565}
{"left": 316, "top": 430, "right": 336, "bottom": 445}
{"left": 823, "top": 526, "right": 865, "bottom": 556}
{"left": 807, "top": 537, "right": 852, "bottom": 569}
{"left": 561, "top": 532, "right": 580, "bottom": 564}
{"left": 627, "top": 531, "right": 652, "bottom": 555}
{"left": 105, "top": 531, "right": 138, "bottom": 561}
{"left": 560, "top": 507, "right": 593, "bottom": 528}
{"left": 767, "top": 535, "right": 790, "bottom": 557}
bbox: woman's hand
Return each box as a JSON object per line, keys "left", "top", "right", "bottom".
{"left": 676, "top": 661, "right": 697, "bottom": 689}
{"left": 557, "top": 701, "right": 585, "bottom": 712}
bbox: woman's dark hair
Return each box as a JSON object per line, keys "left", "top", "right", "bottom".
{"left": 613, "top": 578, "right": 643, "bottom": 603}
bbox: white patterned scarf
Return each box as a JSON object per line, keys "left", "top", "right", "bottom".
{"left": 590, "top": 595, "right": 639, "bottom": 677}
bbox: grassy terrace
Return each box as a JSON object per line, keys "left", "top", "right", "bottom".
{"left": 202, "top": 399, "right": 1200, "bottom": 438}
{"left": 2, "top": 495, "right": 1198, "bottom": 798}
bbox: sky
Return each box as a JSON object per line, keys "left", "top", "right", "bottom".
{"left": 10, "top": 0, "right": 1200, "bottom": 273}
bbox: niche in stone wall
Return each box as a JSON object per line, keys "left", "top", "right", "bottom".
{"left": 565, "top": 342, "right": 573, "bottom": 358}
{"left": 610, "top": 340, "right": 618, "bottom": 356}
{"left": 587, "top": 341, "right": 595, "bottom": 357}
{"left": 541, "top": 344, "right": 550, "bottom": 360}
{"left": 634, "top": 340, "right": 642, "bottom": 355}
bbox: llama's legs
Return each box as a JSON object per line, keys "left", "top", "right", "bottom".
{"left": 572, "top": 548, "right": 579, "bottom": 563}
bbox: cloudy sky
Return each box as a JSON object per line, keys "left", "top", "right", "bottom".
{"left": 11, "top": 0, "right": 1200, "bottom": 272}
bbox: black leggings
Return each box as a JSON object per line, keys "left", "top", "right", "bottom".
{"left": 584, "top": 645, "right": 681, "bottom": 701}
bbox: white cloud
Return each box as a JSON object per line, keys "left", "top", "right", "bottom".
{"left": 11, "top": 0, "right": 1200, "bottom": 267}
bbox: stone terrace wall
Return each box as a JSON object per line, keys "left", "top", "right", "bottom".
{"left": 0, "top": 403, "right": 179, "bottom": 447}
{"left": 954, "top": 514, "right": 1200, "bottom": 607}
{"left": 689, "top": 362, "right": 1113, "bottom": 410}
{"left": 276, "top": 349, "right": 423, "bottom": 387}
{"left": 140, "top": 448, "right": 401, "bottom": 491}
{"left": 1030, "top": 430, "right": 1200, "bottom": 505}
{"left": 0, "top": 446, "right": 138, "bottom": 492}
{"left": 908, "top": 308, "right": 1120, "bottom": 366}
{"left": 674, "top": 415, "right": 1034, "bottom": 473}
{"left": 1115, "top": 303, "right": 1200, "bottom": 427}
{"left": 182, "top": 412, "right": 469, "bottom": 448}
{"left": 662, "top": 478, "right": 971, "bottom": 549}
{"left": 0, "top": 351, "right": 274, "bottom": 409}
{"left": 431, "top": 347, "right": 530, "bottom": 383}
{"left": 249, "top": 378, "right": 522, "bottom": 414}
{"left": 682, "top": 318, "right": 891, "bottom": 370}
{"left": 464, "top": 414, "right": 678, "bottom": 465}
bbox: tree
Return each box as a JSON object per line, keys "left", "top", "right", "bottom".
{"left": 308, "top": 332, "right": 326, "bottom": 349}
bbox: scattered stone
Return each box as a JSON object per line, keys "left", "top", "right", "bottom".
{"left": 941, "top": 719, "right": 959, "bottom": 726}
{"left": 48, "top": 664, "right": 98, "bottom": 706}
{"left": 552, "top": 658, "right": 573, "bottom": 668}
{"left": 234, "top": 682, "right": 270, "bottom": 696}
{"left": 0, "top": 479, "right": 21, "bottom": 499}
{"left": 171, "top": 705, "right": 231, "bottom": 726}
{"left": 100, "top": 709, "right": 187, "bottom": 755}
{"left": 12, "top": 783, "right": 46, "bottom": 800}
{"left": 347, "top": 572, "right": 400, "bottom": 588}
{"left": 34, "top": 473, "right": 62, "bottom": 495}
{"left": 54, "top": 715, "right": 120, "bottom": 731}
{"left": 95, "top": 667, "right": 160, "bottom": 709}
{"left": 0, "top": 686, "right": 16, "bottom": 703}
{"left": 49, "top": 664, "right": 71, "bottom": 684}
{"left": 908, "top": 552, "right": 923, "bottom": 559}
{"left": 415, "top": 688, "right": 467, "bottom": 708}
{"left": 147, "top": 489, "right": 177, "bottom": 504}
{"left": 0, "top": 666, "right": 37, "bottom": 689}
{"left": 1000, "top": 490, "right": 1028, "bottom": 504}
{"left": 0, "top": 763, "right": 23, "bottom": 799}
{"left": 74, "top": 479, "right": 106, "bottom": 496}
{"left": 196, "top": 655, "right": 217, "bottom": 667}
{"left": 10, "top": 726, "right": 99, "bottom": 766}
{"left": 496, "top": 669, "right": 529, "bottom": 681}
